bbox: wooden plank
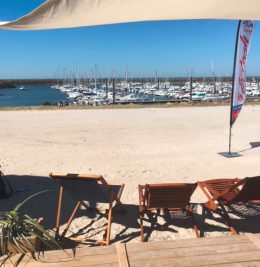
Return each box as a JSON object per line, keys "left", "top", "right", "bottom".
{"left": 72, "top": 264, "right": 118, "bottom": 267}
{"left": 2, "top": 253, "right": 119, "bottom": 267}
{"left": 26, "top": 262, "right": 119, "bottom": 267}
{"left": 208, "top": 262, "right": 260, "bottom": 267}
{"left": 129, "top": 251, "right": 260, "bottom": 267}
{"left": 37, "top": 247, "right": 116, "bottom": 262}
{"left": 0, "top": 245, "right": 116, "bottom": 259}
{"left": 2, "top": 234, "right": 260, "bottom": 267}
{"left": 246, "top": 233, "right": 260, "bottom": 249}
{"left": 81, "top": 264, "right": 119, "bottom": 267}
{"left": 116, "top": 243, "right": 130, "bottom": 267}
{"left": 0, "top": 246, "right": 119, "bottom": 267}
{"left": 128, "top": 242, "right": 257, "bottom": 261}
{"left": 127, "top": 235, "right": 249, "bottom": 252}
{"left": 42, "top": 245, "right": 116, "bottom": 259}
{"left": 40, "top": 252, "right": 118, "bottom": 265}
{"left": 1, "top": 259, "right": 119, "bottom": 267}
{"left": 17, "top": 261, "right": 119, "bottom": 267}
{"left": 253, "top": 234, "right": 260, "bottom": 241}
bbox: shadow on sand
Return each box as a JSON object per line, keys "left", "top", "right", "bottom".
{"left": 219, "top": 141, "right": 260, "bottom": 158}
{"left": 199, "top": 202, "right": 260, "bottom": 237}
{"left": 0, "top": 175, "right": 85, "bottom": 228}
{"left": 237, "top": 141, "right": 260, "bottom": 154}
{"left": 1, "top": 175, "right": 260, "bottom": 244}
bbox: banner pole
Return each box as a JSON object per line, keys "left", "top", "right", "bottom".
{"left": 229, "top": 20, "right": 241, "bottom": 155}
{"left": 228, "top": 125, "right": 232, "bottom": 154}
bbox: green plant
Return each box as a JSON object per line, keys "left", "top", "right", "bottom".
{"left": 0, "top": 191, "right": 61, "bottom": 256}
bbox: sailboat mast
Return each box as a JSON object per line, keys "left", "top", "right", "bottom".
{"left": 94, "top": 64, "right": 97, "bottom": 95}
{"left": 125, "top": 64, "right": 128, "bottom": 83}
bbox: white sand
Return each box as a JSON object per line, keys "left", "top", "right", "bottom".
{"left": 1, "top": 105, "right": 260, "bottom": 243}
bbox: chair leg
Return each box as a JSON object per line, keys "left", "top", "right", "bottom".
{"left": 187, "top": 206, "right": 200, "bottom": 238}
{"left": 105, "top": 187, "right": 114, "bottom": 245}
{"left": 56, "top": 186, "right": 64, "bottom": 238}
{"left": 140, "top": 211, "right": 144, "bottom": 242}
{"left": 219, "top": 204, "right": 239, "bottom": 235}
{"left": 106, "top": 205, "right": 113, "bottom": 245}
{"left": 200, "top": 205, "right": 208, "bottom": 238}
{"left": 138, "top": 186, "right": 146, "bottom": 242}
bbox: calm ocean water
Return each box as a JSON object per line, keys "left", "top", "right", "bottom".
{"left": 0, "top": 85, "right": 177, "bottom": 107}
{"left": 0, "top": 85, "right": 67, "bottom": 107}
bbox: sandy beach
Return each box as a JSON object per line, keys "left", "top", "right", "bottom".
{"left": 1, "top": 105, "right": 260, "bottom": 243}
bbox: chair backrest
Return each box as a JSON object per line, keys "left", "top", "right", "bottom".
{"left": 145, "top": 183, "right": 197, "bottom": 209}
{"left": 226, "top": 176, "right": 260, "bottom": 203}
{"left": 203, "top": 178, "right": 240, "bottom": 197}
{"left": 51, "top": 174, "right": 110, "bottom": 203}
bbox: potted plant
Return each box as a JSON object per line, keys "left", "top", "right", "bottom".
{"left": 0, "top": 191, "right": 61, "bottom": 256}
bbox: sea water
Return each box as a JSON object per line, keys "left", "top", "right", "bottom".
{"left": 0, "top": 85, "right": 67, "bottom": 107}
{"left": 0, "top": 85, "right": 176, "bottom": 107}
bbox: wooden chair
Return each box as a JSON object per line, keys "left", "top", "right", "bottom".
{"left": 50, "top": 173, "right": 125, "bottom": 245}
{"left": 198, "top": 176, "right": 260, "bottom": 235}
{"left": 138, "top": 183, "right": 199, "bottom": 241}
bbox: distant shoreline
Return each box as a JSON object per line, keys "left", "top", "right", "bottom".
{"left": 0, "top": 82, "right": 16, "bottom": 89}
{"left": 1, "top": 100, "right": 260, "bottom": 111}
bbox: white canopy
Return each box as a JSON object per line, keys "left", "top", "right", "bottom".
{"left": 0, "top": 0, "right": 260, "bottom": 31}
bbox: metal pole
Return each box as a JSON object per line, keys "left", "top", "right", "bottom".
{"left": 213, "top": 76, "right": 217, "bottom": 95}
{"left": 229, "top": 20, "right": 241, "bottom": 155}
{"left": 106, "top": 79, "right": 108, "bottom": 99}
{"left": 94, "top": 64, "right": 97, "bottom": 95}
{"left": 190, "top": 76, "right": 193, "bottom": 102}
{"left": 228, "top": 125, "right": 232, "bottom": 154}
{"left": 112, "top": 78, "right": 115, "bottom": 104}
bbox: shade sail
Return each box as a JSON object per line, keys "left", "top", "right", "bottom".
{"left": 0, "top": 0, "right": 260, "bottom": 31}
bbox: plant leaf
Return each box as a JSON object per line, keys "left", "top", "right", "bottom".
{"left": 14, "top": 190, "right": 51, "bottom": 212}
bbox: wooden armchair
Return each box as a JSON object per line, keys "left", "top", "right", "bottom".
{"left": 198, "top": 176, "right": 260, "bottom": 235}
{"left": 50, "top": 173, "right": 125, "bottom": 245}
{"left": 138, "top": 183, "right": 199, "bottom": 241}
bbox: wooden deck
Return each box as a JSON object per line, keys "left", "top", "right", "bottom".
{"left": 2, "top": 234, "right": 260, "bottom": 266}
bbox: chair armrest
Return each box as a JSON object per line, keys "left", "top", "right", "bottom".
{"left": 198, "top": 181, "right": 218, "bottom": 211}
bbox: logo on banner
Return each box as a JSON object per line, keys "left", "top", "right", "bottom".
{"left": 243, "top": 21, "right": 254, "bottom": 33}
{"left": 231, "top": 20, "right": 255, "bottom": 125}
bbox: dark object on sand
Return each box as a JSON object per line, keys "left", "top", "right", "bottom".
{"left": 0, "top": 168, "right": 12, "bottom": 199}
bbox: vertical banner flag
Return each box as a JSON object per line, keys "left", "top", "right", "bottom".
{"left": 231, "top": 20, "right": 255, "bottom": 126}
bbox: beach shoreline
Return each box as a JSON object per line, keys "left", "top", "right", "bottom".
{"left": 0, "top": 100, "right": 260, "bottom": 111}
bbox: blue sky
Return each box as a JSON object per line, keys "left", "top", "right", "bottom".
{"left": 0, "top": 0, "right": 259, "bottom": 79}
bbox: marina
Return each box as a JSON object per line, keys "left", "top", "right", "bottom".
{"left": 1, "top": 78, "right": 260, "bottom": 107}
